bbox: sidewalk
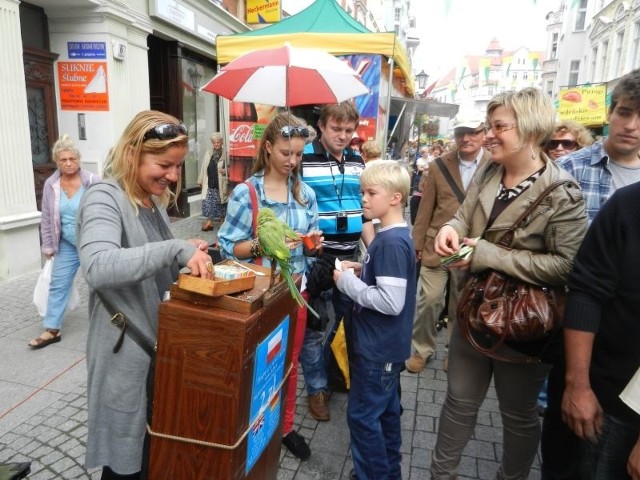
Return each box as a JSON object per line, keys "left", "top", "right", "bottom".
{"left": 0, "top": 216, "right": 542, "bottom": 479}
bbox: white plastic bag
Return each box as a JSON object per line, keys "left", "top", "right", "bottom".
{"left": 33, "top": 259, "right": 53, "bottom": 316}
{"left": 67, "top": 281, "right": 80, "bottom": 311}
{"left": 32, "top": 258, "right": 81, "bottom": 316}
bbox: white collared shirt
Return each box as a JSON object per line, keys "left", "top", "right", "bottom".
{"left": 459, "top": 149, "right": 484, "bottom": 190}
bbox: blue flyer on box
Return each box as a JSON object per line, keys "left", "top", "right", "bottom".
{"left": 246, "top": 315, "right": 289, "bottom": 474}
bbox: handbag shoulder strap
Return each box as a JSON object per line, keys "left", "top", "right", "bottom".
{"left": 244, "top": 180, "right": 263, "bottom": 266}
{"left": 497, "top": 180, "right": 570, "bottom": 248}
{"left": 96, "top": 290, "right": 155, "bottom": 357}
{"left": 435, "top": 156, "right": 465, "bottom": 204}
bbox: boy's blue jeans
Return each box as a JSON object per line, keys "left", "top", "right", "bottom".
{"left": 347, "top": 354, "right": 403, "bottom": 480}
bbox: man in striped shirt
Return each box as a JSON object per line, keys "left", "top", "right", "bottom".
{"left": 299, "top": 102, "right": 372, "bottom": 422}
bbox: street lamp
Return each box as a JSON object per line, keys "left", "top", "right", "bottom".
{"left": 414, "top": 70, "right": 430, "bottom": 174}
{"left": 415, "top": 69, "right": 429, "bottom": 91}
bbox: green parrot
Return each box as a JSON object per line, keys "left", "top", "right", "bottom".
{"left": 257, "top": 208, "right": 319, "bottom": 318}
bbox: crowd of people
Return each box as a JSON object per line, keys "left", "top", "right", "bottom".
{"left": 29, "top": 68, "right": 640, "bottom": 480}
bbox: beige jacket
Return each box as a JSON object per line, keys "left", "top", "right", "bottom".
{"left": 413, "top": 149, "right": 491, "bottom": 267}
{"left": 447, "top": 155, "right": 587, "bottom": 287}
{"left": 197, "top": 148, "right": 229, "bottom": 204}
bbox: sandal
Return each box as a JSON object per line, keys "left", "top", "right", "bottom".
{"left": 201, "top": 220, "right": 214, "bottom": 232}
{"left": 28, "top": 329, "right": 61, "bottom": 349}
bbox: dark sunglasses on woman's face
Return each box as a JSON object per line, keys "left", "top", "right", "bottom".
{"left": 280, "top": 126, "right": 309, "bottom": 138}
{"left": 143, "top": 123, "right": 188, "bottom": 142}
{"left": 547, "top": 139, "right": 577, "bottom": 150}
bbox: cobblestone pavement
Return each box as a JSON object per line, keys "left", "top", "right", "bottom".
{"left": 0, "top": 215, "right": 542, "bottom": 479}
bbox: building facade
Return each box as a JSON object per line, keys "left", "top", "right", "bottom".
{"left": 543, "top": 0, "right": 640, "bottom": 107}
{"left": 0, "top": 0, "right": 248, "bottom": 279}
{"left": 430, "top": 39, "right": 544, "bottom": 136}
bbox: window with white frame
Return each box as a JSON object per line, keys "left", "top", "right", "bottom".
{"left": 630, "top": 21, "right": 640, "bottom": 71}
{"left": 600, "top": 40, "right": 609, "bottom": 79}
{"left": 550, "top": 32, "right": 559, "bottom": 59}
{"left": 614, "top": 30, "right": 625, "bottom": 77}
{"left": 575, "top": 0, "right": 588, "bottom": 31}
{"left": 546, "top": 79, "right": 554, "bottom": 97}
{"left": 569, "top": 60, "right": 580, "bottom": 86}
{"left": 591, "top": 46, "right": 598, "bottom": 81}
{"left": 394, "top": 7, "right": 401, "bottom": 23}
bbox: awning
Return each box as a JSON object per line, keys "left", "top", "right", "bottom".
{"left": 391, "top": 96, "right": 460, "bottom": 118}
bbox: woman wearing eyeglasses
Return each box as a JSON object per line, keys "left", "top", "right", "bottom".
{"left": 29, "top": 134, "right": 100, "bottom": 349}
{"left": 544, "top": 120, "right": 594, "bottom": 161}
{"left": 218, "top": 113, "right": 322, "bottom": 461}
{"left": 76, "top": 111, "right": 213, "bottom": 480}
{"left": 431, "top": 88, "right": 588, "bottom": 480}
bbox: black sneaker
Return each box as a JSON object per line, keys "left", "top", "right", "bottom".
{"left": 282, "top": 431, "right": 311, "bottom": 460}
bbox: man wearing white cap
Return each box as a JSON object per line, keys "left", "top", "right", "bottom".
{"left": 406, "top": 116, "right": 490, "bottom": 373}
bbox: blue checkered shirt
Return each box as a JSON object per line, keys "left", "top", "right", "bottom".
{"left": 218, "top": 172, "right": 318, "bottom": 274}
{"left": 556, "top": 138, "right": 612, "bottom": 224}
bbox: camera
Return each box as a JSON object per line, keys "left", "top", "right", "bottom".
{"left": 336, "top": 212, "right": 348, "bottom": 232}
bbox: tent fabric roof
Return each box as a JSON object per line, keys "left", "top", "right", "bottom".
{"left": 238, "top": 0, "right": 370, "bottom": 35}
{"left": 215, "top": 0, "right": 415, "bottom": 95}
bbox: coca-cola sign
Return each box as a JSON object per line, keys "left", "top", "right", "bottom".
{"left": 229, "top": 121, "right": 257, "bottom": 157}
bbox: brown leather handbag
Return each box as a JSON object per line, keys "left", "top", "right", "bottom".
{"left": 457, "top": 181, "right": 570, "bottom": 362}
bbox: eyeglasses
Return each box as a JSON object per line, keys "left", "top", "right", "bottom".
{"left": 484, "top": 123, "right": 517, "bottom": 134}
{"left": 546, "top": 139, "right": 577, "bottom": 150}
{"left": 143, "top": 123, "right": 188, "bottom": 142}
{"left": 280, "top": 126, "right": 309, "bottom": 139}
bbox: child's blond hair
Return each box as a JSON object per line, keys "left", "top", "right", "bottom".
{"left": 360, "top": 159, "right": 411, "bottom": 206}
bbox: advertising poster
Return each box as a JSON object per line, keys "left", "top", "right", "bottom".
{"left": 342, "top": 54, "right": 381, "bottom": 142}
{"left": 246, "top": 316, "right": 289, "bottom": 474}
{"left": 558, "top": 84, "right": 607, "bottom": 125}
{"left": 246, "top": 0, "right": 281, "bottom": 24}
{"left": 57, "top": 61, "right": 109, "bottom": 111}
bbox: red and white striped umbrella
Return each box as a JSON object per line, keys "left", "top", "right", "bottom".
{"left": 201, "top": 44, "right": 369, "bottom": 107}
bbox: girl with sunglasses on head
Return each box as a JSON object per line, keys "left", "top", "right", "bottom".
{"left": 544, "top": 120, "right": 594, "bottom": 161}
{"left": 218, "top": 113, "right": 322, "bottom": 461}
{"left": 76, "top": 110, "right": 214, "bottom": 480}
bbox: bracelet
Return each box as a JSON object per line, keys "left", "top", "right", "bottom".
{"left": 249, "top": 237, "right": 264, "bottom": 258}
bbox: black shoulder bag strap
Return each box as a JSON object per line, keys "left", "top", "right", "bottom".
{"left": 97, "top": 290, "right": 155, "bottom": 357}
{"left": 435, "top": 156, "right": 465, "bottom": 204}
{"left": 98, "top": 226, "right": 154, "bottom": 357}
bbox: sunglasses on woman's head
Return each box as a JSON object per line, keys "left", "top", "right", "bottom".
{"left": 280, "top": 126, "right": 309, "bottom": 139}
{"left": 143, "top": 123, "right": 188, "bottom": 142}
{"left": 547, "top": 139, "right": 577, "bottom": 150}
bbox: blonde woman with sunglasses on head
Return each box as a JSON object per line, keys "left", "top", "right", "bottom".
{"left": 76, "top": 111, "right": 214, "bottom": 480}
